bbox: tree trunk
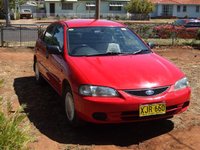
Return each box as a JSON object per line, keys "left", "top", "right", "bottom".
{"left": 95, "top": 0, "right": 100, "bottom": 19}
{"left": 3, "top": 0, "right": 11, "bottom": 26}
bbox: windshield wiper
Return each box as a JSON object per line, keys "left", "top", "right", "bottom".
{"left": 132, "top": 49, "right": 150, "bottom": 55}
{"left": 89, "top": 52, "right": 127, "bottom": 56}
{"left": 73, "top": 50, "right": 150, "bottom": 57}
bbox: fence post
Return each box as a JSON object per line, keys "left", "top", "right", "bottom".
{"left": 1, "top": 25, "right": 4, "bottom": 47}
{"left": 171, "top": 24, "right": 175, "bottom": 46}
{"left": 172, "top": 33, "right": 175, "bottom": 46}
{"left": 37, "top": 24, "right": 41, "bottom": 38}
{"left": 20, "top": 24, "right": 22, "bottom": 46}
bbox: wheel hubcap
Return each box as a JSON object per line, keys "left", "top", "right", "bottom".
{"left": 65, "top": 92, "right": 75, "bottom": 121}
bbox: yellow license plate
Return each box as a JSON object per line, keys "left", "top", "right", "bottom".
{"left": 139, "top": 103, "right": 166, "bottom": 117}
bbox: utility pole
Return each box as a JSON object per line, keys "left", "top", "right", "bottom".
{"left": 3, "top": 0, "right": 11, "bottom": 26}
{"left": 95, "top": 0, "right": 100, "bottom": 19}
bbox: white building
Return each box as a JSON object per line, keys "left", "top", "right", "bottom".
{"left": 44, "top": 0, "right": 129, "bottom": 18}
{"left": 44, "top": 0, "right": 200, "bottom": 19}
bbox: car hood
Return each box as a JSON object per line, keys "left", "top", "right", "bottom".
{"left": 68, "top": 53, "right": 184, "bottom": 89}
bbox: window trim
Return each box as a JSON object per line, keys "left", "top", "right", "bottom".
{"left": 61, "top": 2, "right": 73, "bottom": 10}
{"left": 52, "top": 24, "right": 64, "bottom": 51}
{"left": 162, "top": 5, "right": 173, "bottom": 16}
{"left": 43, "top": 23, "right": 64, "bottom": 52}
{"left": 177, "top": 5, "right": 181, "bottom": 12}
{"left": 43, "top": 24, "right": 56, "bottom": 44}
{"left": 109, "top": 2, "right": 123, "bottom": 11}
{"left": 196, "top": 5, "right": 200, "bottom": 13}
{"left": 86, "top": 3, "right": 96, "bottom": 11}
{"left": 183, "top": 5, "right": 187, "bottom": 12}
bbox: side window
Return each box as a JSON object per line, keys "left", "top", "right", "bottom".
{"left": 53, "top": 25, "right": 64, "bottom": 51}
{"left": 44, "top": 25, "right": 55, "bottom": 44}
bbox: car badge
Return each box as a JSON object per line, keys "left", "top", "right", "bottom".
{"left": 145, "top": 89, "right": 154, "bottom": 96}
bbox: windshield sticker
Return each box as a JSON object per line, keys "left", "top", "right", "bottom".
{"left": 68, "top": 29, "right": 74, "bottom": 31}
{"left": 121, "top": 28, "right": 127, "bottom": 31}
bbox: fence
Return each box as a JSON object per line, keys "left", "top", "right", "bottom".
{"left": 124, "top": 22, "right": 199, "bottom": 46}
{"left": 0, "top": 22, "right": 199, "bottom": 48}
{"left": 0, "top": 24, "right": 44, "bottom": 47}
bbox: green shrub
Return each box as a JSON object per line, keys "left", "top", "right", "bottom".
{"left": 15, "top": 12, "right": 20, "bottom": 20}
{"left": 107, "top": 16, "right": 112, "bottom": 20}
{"left": 115, "top": 15, "right": 120, "bottom": 20}
{"left": 196, "top": 29, "right": 200, "bottom": 40}
{"left": 0, "top": 79, "right": 32, "bottom": 150}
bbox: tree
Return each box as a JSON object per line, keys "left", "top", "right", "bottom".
{"left": 125, "top": 0, "right": 155, "bottom": 19}
{"left": 0, "top": 0, "right": 4, "bottom": 11}
{"left": 1, "top": 0, "right": 25, "bottom": 25}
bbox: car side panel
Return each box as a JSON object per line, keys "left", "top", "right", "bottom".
{"left": 46, "top": 54, "right": 66, "bottom": 95}
{"left": 35, "top": 39, "right": 49, "bottom": 80}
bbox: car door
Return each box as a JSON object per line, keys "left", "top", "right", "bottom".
{"left": 36, "top": 24, "right": 56, "bottom": 80}
{"left": 45, "top": 24, "right": 65, "bottom": 94}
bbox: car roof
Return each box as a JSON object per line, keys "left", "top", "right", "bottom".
{"left": 63, "top": 19, "right": 125, "bottom": 28}
{"left": 189, "top": 19, "right": 200, "bottom": 23}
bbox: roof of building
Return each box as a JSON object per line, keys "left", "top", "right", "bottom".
{"left": 149, "top": 0, "right": 200, "bottom": 4}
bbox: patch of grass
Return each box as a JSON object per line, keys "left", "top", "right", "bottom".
{"left": 183, "top": 39, "right": 200, "bottom": 47}
{"left": 0, "top": 79, "right": 4, "bottom": 88}
{"left": 0, "top": 79, "right": 32, "bottom": 150}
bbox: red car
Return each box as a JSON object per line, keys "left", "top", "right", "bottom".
{"left": 154, "top": 19, "right": 200, "bottom": 38}
{"left": 34, "top": 19, "right": 191, "bottom": 126}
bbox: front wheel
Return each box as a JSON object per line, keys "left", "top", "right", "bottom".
{"left": 64, "top": 87, "right": 82, "bottom": 127}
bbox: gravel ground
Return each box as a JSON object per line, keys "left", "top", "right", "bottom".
{"left": 0, "top": 46, "right": 200, "bottom": 150}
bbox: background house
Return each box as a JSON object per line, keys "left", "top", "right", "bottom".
{"left": 150, "top": 0, "right": 200, "bottom": 18}
{"left": 44, "top": 0, "right": 129, "bottom": 18}
{"left": 44, "top": 0, "right": 200, "bottom": 19}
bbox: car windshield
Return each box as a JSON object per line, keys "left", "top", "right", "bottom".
{"left": 67, "top": 27, "right": 150, "bottom": 56}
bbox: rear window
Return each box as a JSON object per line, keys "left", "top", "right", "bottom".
{"left": 23, "top": 9, "right": 31, "bottom": 13}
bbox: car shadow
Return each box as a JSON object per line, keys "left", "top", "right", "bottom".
{"left": 14, "top": 76, "right": 174, "bottom": 146}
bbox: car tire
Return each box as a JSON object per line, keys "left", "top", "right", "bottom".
{"left": 34, "top": 61, "right": 45, "bottom": 85}
{"left": 63, "top": 86, "right": 83, "bottom": 127}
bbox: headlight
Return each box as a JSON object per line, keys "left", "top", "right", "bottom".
{"left": 174, "top": 77, "right": 189, "bottom": 91}
{"left": 79, "top": 85, "right": 119, "bottom": 97}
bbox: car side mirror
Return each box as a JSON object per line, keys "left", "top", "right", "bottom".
{"left": 147, "top": 42, "right": 155, "bottom": 49}
{"left": 47, "top": 45, "right": 62, "bottom": 55}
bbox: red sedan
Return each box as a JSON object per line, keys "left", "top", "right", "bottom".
{"left": 34, "top": 19, "right": 191, "bottom": 126}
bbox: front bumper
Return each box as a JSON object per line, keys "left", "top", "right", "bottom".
{"left": 74, "top": 87, "right": 191, "bottom": 124}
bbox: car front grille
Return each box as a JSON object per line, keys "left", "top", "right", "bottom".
{"left": 124, "top": 86, "right": 169, "bottom": 97}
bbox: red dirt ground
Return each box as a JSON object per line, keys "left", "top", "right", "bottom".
{"left": 0, "top": 46, "right": 200, "bottom": 150}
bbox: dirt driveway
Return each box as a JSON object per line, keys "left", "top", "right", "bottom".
{"left": 0, "top": 47, "right": 200, "bottom": 150}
